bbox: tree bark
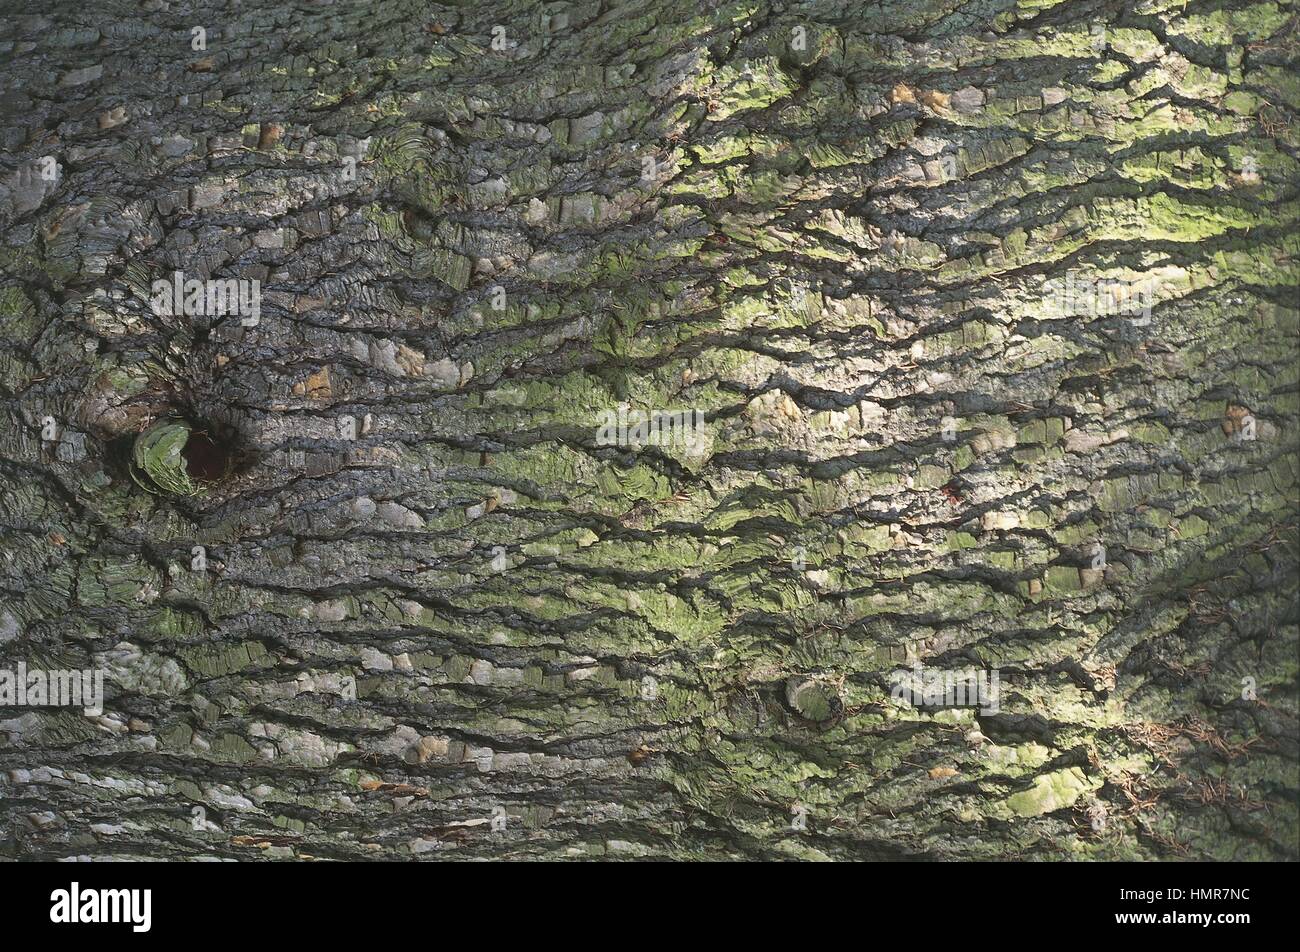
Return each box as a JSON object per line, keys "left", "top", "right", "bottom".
{"left": 1, "top": 0, "right": 1296, "bottom": 860}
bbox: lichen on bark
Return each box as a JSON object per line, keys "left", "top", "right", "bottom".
{"left": 0, "top": 0, "right": 1297, "bottom": 860}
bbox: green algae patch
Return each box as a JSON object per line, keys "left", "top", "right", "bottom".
{"left": 708, "top": 58, "right": 797, "bottom": 121}
{"left": 1000, "top": 767, "right": 1100, "bottom": 818}
{"left": 132, "top": 419, "right": 202, "bottom": 497}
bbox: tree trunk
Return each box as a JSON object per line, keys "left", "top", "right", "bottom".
{"left": 1, "top": 0, "right": 1296, "bottom": 860}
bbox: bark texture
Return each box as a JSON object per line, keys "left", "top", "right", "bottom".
{"left": 1, "top": 0, "right": 1297, "bottom": 860}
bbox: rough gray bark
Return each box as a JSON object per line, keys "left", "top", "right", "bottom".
{"left": 0, "top": 0, "right": 1297, "bottom": 860}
